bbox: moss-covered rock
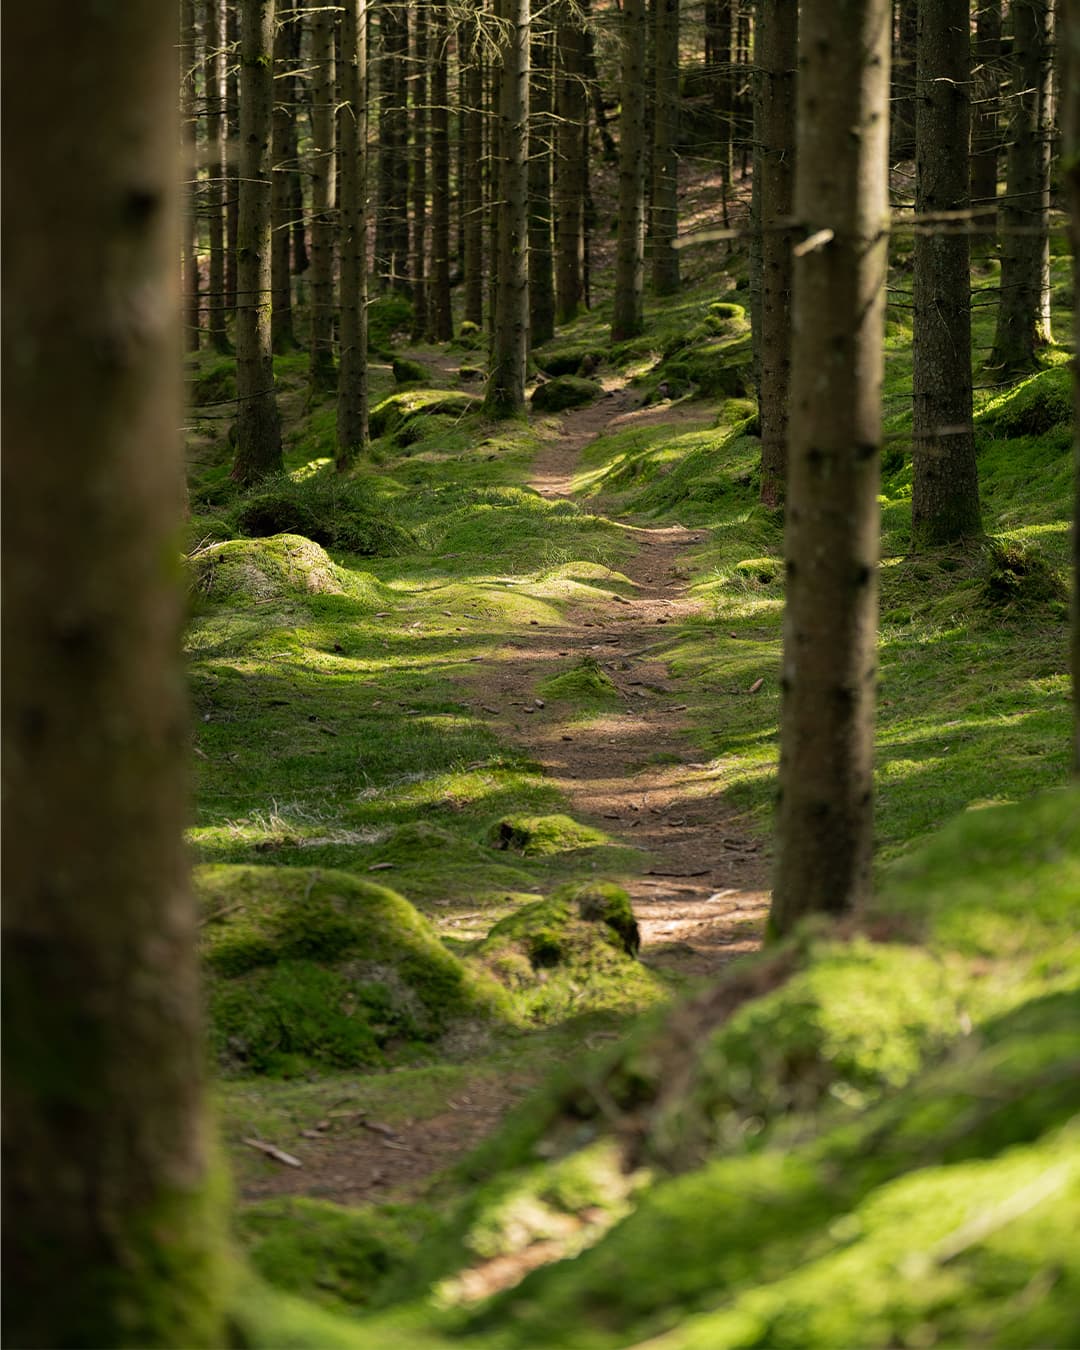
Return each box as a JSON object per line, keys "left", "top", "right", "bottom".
{"left": 489, "top": 814, "right": 608, "bottom": 857}
{"left": 734, "top": 556, "right": 782, "bottom": 586}
{"left": 370, "top": 389, "right": 479, "bottom": 438}
{"left": 534, "top": 347, "right": 606, "bottom": 378}
{"left": 392, "top": 357, "right": 430, "bottom": 386}
{"left": 978, "top": 366, "right": 1071, "bottom": 438}
{"left": 188, "top": 535, "right": 349, "bottom": 604}
{"left": 559, "top": 881, "right": 640, "bottom": 957}
{"left": 531, "top": 376, "right": 602, "bottom": 413}
{"left": 197, "top": 865, "right": 509, "bottom": 1074}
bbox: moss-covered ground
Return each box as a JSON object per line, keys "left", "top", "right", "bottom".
{"left": 184, "top": 197, "right": 1078, "bottom": 1346}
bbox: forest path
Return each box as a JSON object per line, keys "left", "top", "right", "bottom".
{"left": 473, "top": 385, "right": 770, "bottom": 978}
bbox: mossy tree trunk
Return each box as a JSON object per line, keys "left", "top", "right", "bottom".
{"left": 376, "top": 0, "right": 411, "bottom": 294}
{"left": 651, "top": 0, "right": 680, "bottom": 295}
{"left": 271, "top": 5, "right": 300, "bottom": 353}
{"left": 755, "top": 0, "right": 797, "bottom": 508}
{"left": 484, "top": 0, "right": 531, "bottom": 417}
{"left": 529, "top": 23, "right": 556, "bottom": 346}
{"left": 1, "top": 4, "right": 223, "bottom": 1343}
{"left": 770, "top": 0, "right": 890, "bottom": 936}
{"left": 430, "top": 0, "right": 454, "bottom": 341}
{"left": 911, "top": 0, "right": 981, "bottom": 547}
{"left": 337, "top": 0, "right": 369, "bottom": 468}
{"left": 204, "top": 0, "right": 230, "bottom": 351}
{"left": 461, "top": 10, "right": 486, "bottom": 328}
{"left": 1063, "top": 0, "right": 1080, "bottom": 772}
{"left": 555, "top": 1, "right": 587, "bottom": 324}
{"left": 233, "top": 0, "right": 283, "bottom": 485}
{"left": 309, "top": 0, "right": 338, "bottom": 391}
{"left": 970, "top": 0, "right": 1003, "bottom": 230}
{"left": 410, "top": 0, "right": 429, "bottom": 341}
{"left": 181, "top": 0, "right": 201, "bottom": 351}
{"left": 990, "top": 0, "right": 1054, "bottom": 373}
{"left": 612, "top": 0, "right": 647, "bottom": 342}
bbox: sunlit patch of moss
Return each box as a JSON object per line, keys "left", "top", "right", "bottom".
{"left": 188, "top": 534, "right": 393, "bottom": 607}
{"left": 539, "top": 658, "right": 620, "bottom": 703}
{"left": 489, "top": 813, "right": 611, "bottom": 857}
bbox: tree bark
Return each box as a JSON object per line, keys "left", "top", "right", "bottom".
{"left": 1, "top": 5, "right": 223, "bottom": 1343}
{"left": 651, "top": 0, "right": 681, "bottom": 295}
{"left": 990, "top": 0, "right": 1054, "bottom": 372}
{"left": 271, "top": 5, "right": 300, "bottom": 353}
{"left": 410, "top": 0, "right": 429, "bottom": 340}
{"left": 770, "top": 0, "right": 891, "bottom": 935}
{"left": 970, "top": 0, "right": 1003, "bottom": 224}
{"left": 911, "top": 0, "right": 981, "bottom": 547}
{"left": 555, "top": 1, "right": 587, "bottom": 323}
{"left": 205, "top": 0, "right": 230, "bottom": 351}
{"left": 461, "top": 10, "right": 486, "bottom": 328}
{"left": 756, "top": 0, "right": 797, "bottom": 508}
{"left": 181, "top": 0, "right": 201, "bottom": 351}
{"left": 612, "top": 0, "right": 648, "bottom": 341}
{"left": 892, "top": 0, "right": 917, "bottom": 161}
{"left": 337, "top": 0, "right": 369, "bottom": 467}
{"left": 376, "top": 0, "right": 411, "bottom": 293}
{"left": 309, "top": 0, "right": 338, "bottom": 391}
{"left": 711, "top": 0, "right": 734, "bottom": 227}
{"left": 529, "top": 23, "right": 556, "bottom": 345}
{"left": 484, "top": 0, "right": 531, "bottom": 416}
{"left": 225, "top": 1, "right": 240, "bottom": 315}
{"left": 1062, "top": 0, "right": 1080, "bottom": 772}
{"left": 430, "top": 0, "right": 454, "bottom": 340}
{"left": 233, "top": 0, "right": 283, "bottom": 484}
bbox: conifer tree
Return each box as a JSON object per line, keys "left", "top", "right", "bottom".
{"left": 651, "top": 0, "right": 681, "bottom": 295}
{"left": 309, "top": 0, "right": 338, "bottom": 391}
{"left": 205, "top": 0, "right": 231, "bottom": 351}
{"left": 181, "top": 0, "right": 201, "bottom": 351}
{"left": 338, "top": 0, "right": 369, "bottom": 467}
{"left": 271, "top": 4, "right": 300, "bottom": 353}
{"left": 529, "top": 23, "right": 557, "bottom": 345}
{"left": 555, "top": 1, "right": 587, "bottom": 323}
{"left": 430, "top": 0, "right": 454, "bottom": 340}
{"left": 612, "top": 0, "right": 648, "bottom": 341}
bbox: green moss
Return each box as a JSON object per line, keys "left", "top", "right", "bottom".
{"left": 734, "top": 556, "right": 781, "bottom": 586}
{"left": 557, "top": 881, "right": 640, "bottom": 957}
{"left": 977, "top": 366, "right": 1072, "bottom": 438}
{"left": 192, "top": 359, "right": 237, "bottom": 407}
{"left": 370, "top": 390, "right": 479, "bottom": 438}
{"left": 978, "top": 535, "right": 1069, "bottom": 612}
{"left": 531, "top": 376, "right": 603, "bottom": 413}
{"left": 197, "top": 865, "right": 510, "bottom": 1073}
{"left": 367, "top": 295, "right": 413, "bottom": 355}
{"left": 539, "top": 658, "right": 619, "bottom": 703}
{"left": 188, "top": 534, "right": 390, "bottom": 606}
{"left": 534, "top": 346, "right": 606, "bottom": 378}
{"left": 230, "top": 472, "right": 414, "bottom": 556}
{"left": 392, "top": 357, "right": 430, "bottom": 385}
{"left": 489, "top": 814, "right": 610, "bottom": 857}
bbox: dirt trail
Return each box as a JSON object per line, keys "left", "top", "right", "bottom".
{"left": 478, "top": 385, "right": 770, "bottom": 977}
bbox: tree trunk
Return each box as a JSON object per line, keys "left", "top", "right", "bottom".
{"left": 770, "top": 0, "right": 891, "bottom": 935}
{"left": 205, "top": 0, "right": 231, "bottom": 351}
{"left": 970, "top": 0, "right": 1003, "bottom": 225}
{"left": 226, "top": 1, "right": 240, "bottom": 313}
{"left": 612, "top": 0, "right": 647, "bottom": 341}
{"left": 756, "top": 0, "right": 797, "bottom": 508}
{"left": 309, "top": 0, "right": 337, "bottom": 391}
{"left": 271, "top": 5, "right": 299, "bottom": 353}
{"left": 529, "top": 23, "right": 556, "bottom": 345}
{"left": 1, "top": 5, "right": 223, "bottom": 1343}
{"left": 1063, "top": 0, "right": 1080, "bottom": 771}
{"left": 376, "top": 0, "right": 410, "bottom": 293}
{"left": 990, "top": 0, "right": 1053, "bottom": 372}
{"left": 181, "top": 0, "right": 201, "bottom": 351}
{"left": 233, "top": 0, "right": 283, "bottom": 484}
{"left": 430, "top": 1, "right": 454, "bottom": 340}
{"left": 911, "top": 0, "right": 981, "bottom": 547}
{"left": 711, "top": 0, "right": 733, "bottom": 227}
{"left": 555, "top": 2, "right": 587, "bottom": 323}
{"left": 410, "top": 0, "right": 429, "bottom": 340}
{"left": 484, "top": 0, "right": 531, "bottom": 416}
{"left": 651, "top": 0, "right": 680, "bottom": 295}
{"left": 462, "top": 11, "right": 486, "bottom": 328}
{"left": 892, "top": 0, "right": 917, "bottom": 161}
{"left": 337, "top": 0, "right": 369, "bottom": 467}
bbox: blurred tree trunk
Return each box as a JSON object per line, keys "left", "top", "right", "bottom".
{"left": 233, "top": 0, "right": 283, "bottom": 483}
{"left": 376, "top": 0, "right": 410, "bottom": 293}
{"left": 1, "top": 4, "right": 223, "bottom": 1343}
{"left": 771, "top": 0, "right": 891, "bottom": 935}
{"left": 430, "top": 0, "right": 454, "bottom": 340}
{"left": 990, "top": 0, "right": 1053, "bottom": 372}
{"left": 529, "top": 23, "right": 556, "bottom": 345}
{"left": 271, "top": 5, "right": 300, "bottom": 352}
{"left": 651, "top": 0, "right": 680, "bottom": 295}
{"left": 337, "top": 0, "right": 369, "bottom": 467}
{"left": 410, "top": 0, "right": 429, "bottom": 340}
{"left": 612, "top": 0, "right": 647, "bottom": 341}
{"left": 555, "top": 1, "right": 587, "bottom": 323}
{"left": 911, "top": 0, "right": 981, "bottom": 546}
{"left": 205, "top": 0, "right": 231, "bottom": 351}
{"left": 461, "top": 9, "right": 486, "bottom": 327}
{"left": 182, "top": 0, "right": 201, "bottom": 350}
{"left": 755, "top": 0, "right": 797, "bottom": 508}
{"left": 309, "top": 0, "right": 338, "bottom": 390}
{"left": 970, "top": 0, "right": 1003, "bottom": 228}
{"left": 484, "top": 0, "right": 530, "bottom": 415}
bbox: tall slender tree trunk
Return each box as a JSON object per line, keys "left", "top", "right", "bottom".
{"left": 1, "top": 5, "right": 224, "bottom": 1343}
{"left": 990, "top": 0, "right": 1053, "bottom": 372}
{"left": 529, "top": 24, "right": 556, "bottom": 345}
{"left": 756, "top": 0, "right": 797, "bottom": 508}
{"left": 484, "top": 0, "right": 530, "bottom": 416}
{"left": 1063, "top": 0, "right": 1080, "bottom": 771}
{"left": 181, "top": 0, "right": 201, "bottom": 351}
{"left": 911, "top": 0, "right": 981, "bottom": 547}
{"left": 309, "top": 0, "right": 337, "bottom": 390}
{"left": 205, "top": 0, "right": 231, "bottom": 351}
{"left": 233, "top": 0, "right": 283, "bottom": 484}
{"left": 712, "top": 0, "right": 734, "bottom": 227}
{"left": 462, "top": 11, "right": 486, "bottom": 328}
{"left": 225, "top": 1, "right": 240, "bottom": 315}
{"left": 770, "top": 0, "right": 891, "bottom": 935}
{"left": 612, "top": 0, "right": 647, "bottom": 341}
{"left": 376, "top": 1, "right": 410, "bottom": 293}
{"left": 651, "top": 0, "right": 680, "bottom": 294}
{"left": 410, "top": 0, "right": 429, "bottom": 340}
{"left": 271, "top": 6, "right": 299, "bottom": 352}
{"left": 430, "top": 1, "right": 454, "bottom": 340}
{"left": 338, "top": 0, "right": 369, "bottom": 468}
{"left": 555, "top": 2, "right": 587, "bottom": 323}
{"left": 892, "top": 0, "right": 917, "bottom": 160}
{"left": 970, "top": 0, "right": 1003, "bottom": 226}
